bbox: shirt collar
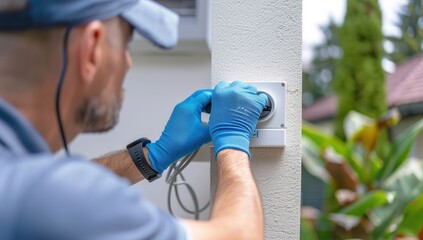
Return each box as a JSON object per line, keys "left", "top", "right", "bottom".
{"left": 0, "top": 98, "right": 51, "bottom": 155}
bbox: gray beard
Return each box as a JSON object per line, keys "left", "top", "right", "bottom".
{"left": 76, "top": 94, "right": 122, "bottom": 133}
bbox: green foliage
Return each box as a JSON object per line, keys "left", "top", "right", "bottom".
{"left": 339, "top": 190, "right": 391, "bottom": 217}
{"left": 398, "top": 194, "right": 423, "bottom": 236}
{"left": 378, "top": 118, "right": 423, "bottom": 181}
{"left": 333, "top": 0, "right": 386, "bottom": 140}
{"left": 301, "top": 218, "right": 319, "bottom": 240}
{"left": 302, "top": 110, "right": 423, "bottom": 239}
{"left": 303, "top": 20, "right": 341, "bottom": 107}
{"left": 387, "top": 0, "right": 423, "bottom": 64}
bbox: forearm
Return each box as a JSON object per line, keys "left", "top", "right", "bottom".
{"left": 184, "top": 149, "right": 264, "bottom": 240}
{"left": 94, "top": 148, "right": 151, "bottom": 184}
{"left": 213, "top": 149, "right": 264, "bottom": 238}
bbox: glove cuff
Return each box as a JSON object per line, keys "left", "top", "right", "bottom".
{"left": 146, "top": 143, "right": 167, "bottom": 174}
{"left": 213, "top": 135, "right": 251, "bottom": 159}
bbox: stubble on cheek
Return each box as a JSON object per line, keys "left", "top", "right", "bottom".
{"left": 75, "top": 92, "right": 123, "bottom": 133}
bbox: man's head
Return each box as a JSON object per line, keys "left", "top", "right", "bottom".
{"left": 69, "top": 17, "right": 134, "bottom": 133}
{"left": 0, "top": 0, "right": 178, "bottom": 151}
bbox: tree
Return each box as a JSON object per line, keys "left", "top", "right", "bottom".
{"left": 333, "top": 0, "right": 386, "bottom": 140}
{"left": 388, "top": 0, "right": 423, "bottom": 64}
{"left": 303, "top": 20, "right": 341, "bottom": 107}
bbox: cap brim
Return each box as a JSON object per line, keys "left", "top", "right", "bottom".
{"left": 121, "top": 0, "right": 179, "bottom": 49}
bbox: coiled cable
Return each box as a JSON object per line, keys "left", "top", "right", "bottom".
{"left": 166, "top": 149, "right": 210, "bottom": 220}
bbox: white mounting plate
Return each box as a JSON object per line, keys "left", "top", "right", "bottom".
{"left": 250, "top": 81, "right": 286, "bottom": 148}
{"left": 254, "top": 82, "right": 286, "bottom": 130}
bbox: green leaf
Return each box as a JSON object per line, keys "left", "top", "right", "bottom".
{"left": 340, "top": 190, "right": 391, "bottom": 217}
{"left": 301, "top": 218, "right": 319, "bottom": 240}
{"left": 397, "top": 194, "right": 423, "bottom": 236}
{"left": 384, "top": 160, "right": 423, "bottom": 192}
{"left": 372, "top": 200, "right": 404, "bottom": 239}
{"left": 368, "top": 153, "right": 383, "bottom": 184}
{"left": 373, "top": 161, "right": 423, "bottom": 238}
{"left": 379, "top": 119, "right": 423, "bottom": 181}
{"left": 303, "top": 123, "right": 366, "bottom": 183}
{"left": 302, "top": 123, "right": 347, "bottom": 154}
{"left": 302, "top": 137, "right": 330, "bottom": 183}
{"left": 345, "top": 142, "right": 366, "bottom": 183}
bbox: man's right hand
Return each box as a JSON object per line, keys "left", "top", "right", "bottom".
{"left": 209, "top": 81, "right": 268, "bottom": 159}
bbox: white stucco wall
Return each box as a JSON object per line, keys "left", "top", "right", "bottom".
{"left": 211, "top": 1, "right": 302, "bottom": 239}
{"left": 70, "top": 49, "right": 212, "bottom": 220}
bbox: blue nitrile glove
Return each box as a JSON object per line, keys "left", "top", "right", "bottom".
{"left": 147, "top": 89, "right": 212, "bottom": 173}
{"left": 209, "top": 81, "right": 268, "bottom": 159}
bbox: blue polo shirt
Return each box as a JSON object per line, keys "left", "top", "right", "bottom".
{"left": 0, "top": 98, "right": 187, "bottom": 240}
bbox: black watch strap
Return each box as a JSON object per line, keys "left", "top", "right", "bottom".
{"left": 126, "top": 138, "right": 161, "bottom": 182}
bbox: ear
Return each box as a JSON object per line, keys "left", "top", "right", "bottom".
{"left": 76, "top": 20, "right": 105, "bottom": 85}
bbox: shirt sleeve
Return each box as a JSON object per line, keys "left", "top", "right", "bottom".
{"left": 17, "top": 157, "right": 187, "bottom": 240}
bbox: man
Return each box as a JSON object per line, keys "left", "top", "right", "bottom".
{"left": 0, "top": 0, "right": 268, "bottom": 239}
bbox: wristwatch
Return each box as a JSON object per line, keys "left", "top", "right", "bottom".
{"left": 126, "top": 138, "right": 161, "bottom": 182}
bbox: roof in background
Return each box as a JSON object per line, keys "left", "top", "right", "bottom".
{"left": 303, "top": 54, "right": 423, "bottom": 122}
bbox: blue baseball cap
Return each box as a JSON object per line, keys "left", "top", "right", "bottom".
{"left": 0, "top": 0, "right": 179, "bottom": 49}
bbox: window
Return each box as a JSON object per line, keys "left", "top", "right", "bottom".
{"left": 154, "top": 0, "right": 196, "bottom": 17}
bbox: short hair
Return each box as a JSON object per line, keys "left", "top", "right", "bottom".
{"left": 0, "top": 10, "right": 122, "bottom": 90}
{"left": 0, "top": 27, "right": 63, "bottom": 90}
